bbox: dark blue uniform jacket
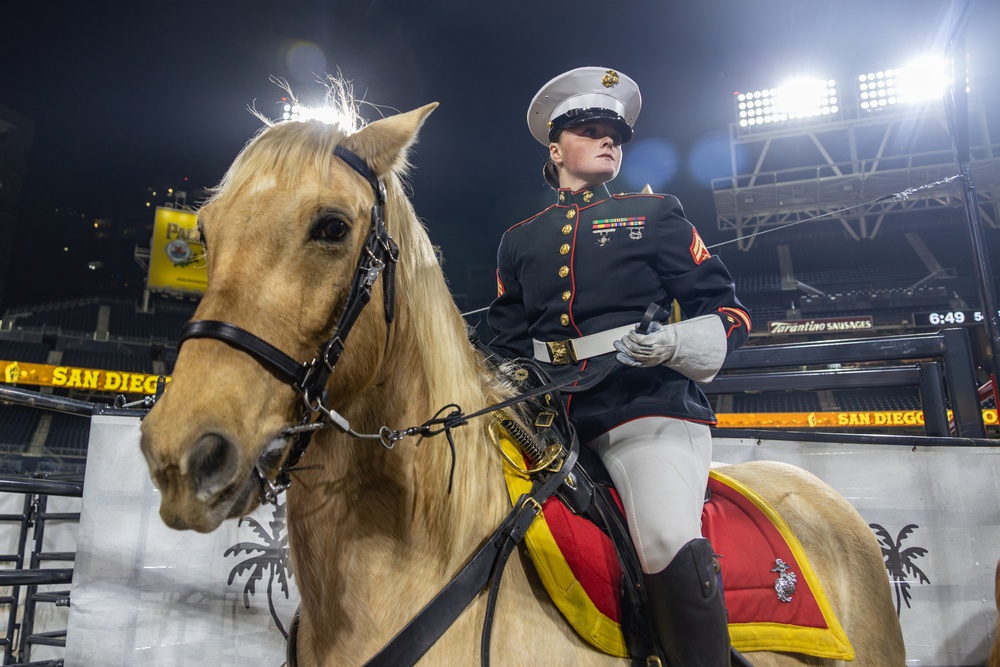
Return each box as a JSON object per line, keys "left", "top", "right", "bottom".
{"left": 488, "top": 184, "right": 751, "bottom": 442}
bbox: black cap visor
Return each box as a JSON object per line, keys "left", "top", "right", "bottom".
{"left": 547, "top": 107, "right": 634, "bottom": 144}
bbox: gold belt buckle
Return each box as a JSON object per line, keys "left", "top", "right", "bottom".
{"left": 546, "top": 339, "right": 578, "bottom": 365}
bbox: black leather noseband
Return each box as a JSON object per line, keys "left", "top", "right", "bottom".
{"left": 177, "top": 144, "right": 399, "bottom": 500}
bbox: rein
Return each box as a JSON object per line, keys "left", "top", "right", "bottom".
{"left": 178, "top": 143, "right": 398, "bottom": 502}
{"left": 358, "top": 429, "right": 581, "bottom": 667}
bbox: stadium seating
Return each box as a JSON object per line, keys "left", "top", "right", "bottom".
{"left": 0, "top": 404, "right": 42, "bottom": 452}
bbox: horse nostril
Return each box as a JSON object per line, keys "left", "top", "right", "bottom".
{"left": 187, "top": 433, "right": 241, "bottom": 501}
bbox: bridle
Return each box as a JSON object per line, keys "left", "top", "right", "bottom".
{"left": 177, "top": 144, "right": 399, "bottom": 503}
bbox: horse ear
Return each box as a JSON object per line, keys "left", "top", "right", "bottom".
{"left": 341, "top": 103, "right": 439, "bottom": 177}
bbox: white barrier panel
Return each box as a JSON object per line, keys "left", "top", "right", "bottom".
{"left": 65, "top": 415, "right": 299, "bottom": 666}
{"left": 713, "top": 436, "right": 1000, "bottom": 667}
{"left": 64, "top": 417, "right": 999, "bottom": 665}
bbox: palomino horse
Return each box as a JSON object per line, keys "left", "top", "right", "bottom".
{"left": 139, "top": 99, "right": 905, "bottom": 666}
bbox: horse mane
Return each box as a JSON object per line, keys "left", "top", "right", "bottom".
{"left": 377, "top": 136, "right": 519, "bottom": 503}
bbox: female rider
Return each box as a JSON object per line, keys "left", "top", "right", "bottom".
{"left": 487, "top": 66, "right": 751, "bottom": 667}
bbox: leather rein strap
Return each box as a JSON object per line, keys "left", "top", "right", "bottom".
{"left": 177, "top": 144, "right": 398, "bottom": 497}
{"left": 362, "top": 431, "right": 581, "bottom": 667}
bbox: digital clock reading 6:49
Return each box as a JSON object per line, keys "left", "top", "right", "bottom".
{"left": 912, "top": 310, "right": 985, "bottom": 326}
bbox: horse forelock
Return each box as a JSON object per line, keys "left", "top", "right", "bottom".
{"left": 208, "top": 120, "right": 355, "bottom": 202}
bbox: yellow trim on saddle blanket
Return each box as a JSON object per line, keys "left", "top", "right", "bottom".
{"left": 497, "top": 429, "right": 854, "bottom": 660}
{"left": 500, "top": 434, "right": 631, "bottom": 657}
{"left": 711, "top": 471, "right": 854, "bottom": 659}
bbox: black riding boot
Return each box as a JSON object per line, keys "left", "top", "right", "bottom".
{"left": 642, "top": 538, "right": 730, "bottom": 667}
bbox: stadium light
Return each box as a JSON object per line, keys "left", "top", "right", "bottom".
{"left": 858, "top": 56, "right": 952, "bottom": 111}
{"left": 736, "top": 77, "right": 839, "bottom": 130}
{"left": 279, "top": 99, "right": 354, "bottom": 132}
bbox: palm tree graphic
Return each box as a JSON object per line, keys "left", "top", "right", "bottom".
{"left": 870, "top": 523, "right": 930, "bottom": 617}
{"left": 226, "top": 502, "right": 294, "bottom": 638}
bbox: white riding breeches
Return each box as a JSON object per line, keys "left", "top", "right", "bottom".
{"left": 587, "top": 416, "right": 712, "bottom": 574}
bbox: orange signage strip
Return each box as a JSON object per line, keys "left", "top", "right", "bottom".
{"left": 716, "top": 410, "right": 999, "bottom": 428}
{"left": 3, "top": 356, "right": 998, "bottom": 427}
{"left": 2, "top": 360, "right": 168, "bottom": 396}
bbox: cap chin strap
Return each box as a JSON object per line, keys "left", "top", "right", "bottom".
{"left": 177, "top": 143, "right": 399, "bottom": 502}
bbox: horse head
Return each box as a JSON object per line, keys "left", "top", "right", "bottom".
{"left": 140, "top": 101, "right": 440, "bottom": 533}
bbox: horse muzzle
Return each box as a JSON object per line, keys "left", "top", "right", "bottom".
{"left": 140, "top": 426, "right": 269, "bottom": 533}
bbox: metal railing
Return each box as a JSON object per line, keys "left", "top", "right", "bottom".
{"left": 706, "top": 327, "right": 985, "bottom": 438}
{"left": 0, "top": 476, "right": 82, "bottom": 667}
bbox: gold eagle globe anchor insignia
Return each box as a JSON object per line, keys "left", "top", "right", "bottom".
{"left": 771, "top": 559, "right": 797, "bottom": 603}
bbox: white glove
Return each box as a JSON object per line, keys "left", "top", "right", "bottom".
{"left": 614, "top": 314, "right": 728, "bottom": 382}
{"left": 614, "top": 321, "right": 676, "bottom": 368}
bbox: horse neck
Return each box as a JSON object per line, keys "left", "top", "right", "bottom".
{"left": 285, "top": 261, "right": 513, "bottom": 644}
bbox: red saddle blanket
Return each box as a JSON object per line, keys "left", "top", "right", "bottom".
{"left": 500, "top": 441, "right": 854, "bottom": 660}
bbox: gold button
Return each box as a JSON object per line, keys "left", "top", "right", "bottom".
{"left": 561, "top": 224, "right": 572, "bottom": 235}
{"left": 583, "top": 190, "right": 593, "bottom": 203}
{"left": 562, "top": 291, "right": 571, "bottom": 301}
{"left": 558, "top": 266, "right": 569, "bottom": 278}
{"left": 560, "top": 314, "right": 570, "bottom": 326}
{"left": 566, "top": 209, "right": 576, "bottom": 219}
{"left": 559, "top": 244, "right": 570, "bottom": 255}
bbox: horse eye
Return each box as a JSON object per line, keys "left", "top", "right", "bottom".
{"left": 196, "top": 224, "right": 208, "bottom": 253}
{"left": 311, "top": 215, "right": 350, "bottom": 243}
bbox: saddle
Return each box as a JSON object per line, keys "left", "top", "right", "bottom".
{"left": 492, "top": 359, "right": 855, "bottom": 663}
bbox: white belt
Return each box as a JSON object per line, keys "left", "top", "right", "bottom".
{"left": 532, "top": 323, "right": 637, "bottom": 365}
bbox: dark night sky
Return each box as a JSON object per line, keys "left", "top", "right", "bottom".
{"left": 2, "top": 0, "right": 999, "bottom": 310}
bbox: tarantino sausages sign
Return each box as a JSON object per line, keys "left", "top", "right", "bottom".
{"left": 768, "top": 316, "right": 874, "bottom": 336}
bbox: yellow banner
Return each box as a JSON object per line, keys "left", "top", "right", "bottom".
{"left": 147, "top": 207, "right": 207, "bottom": 294}
{"left": 716, "top": 410, "right": 999, "bottom": 428}
{"left": 2, "top": 360, "right": 168, "bottom": 395}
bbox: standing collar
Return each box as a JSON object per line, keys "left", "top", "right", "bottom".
{"left": 555, "top": 184, "right": 612, "bottom": 208}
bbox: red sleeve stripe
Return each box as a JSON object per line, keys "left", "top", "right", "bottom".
{"left": 718, "top": 307, "right": 752, "bottom": 333}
